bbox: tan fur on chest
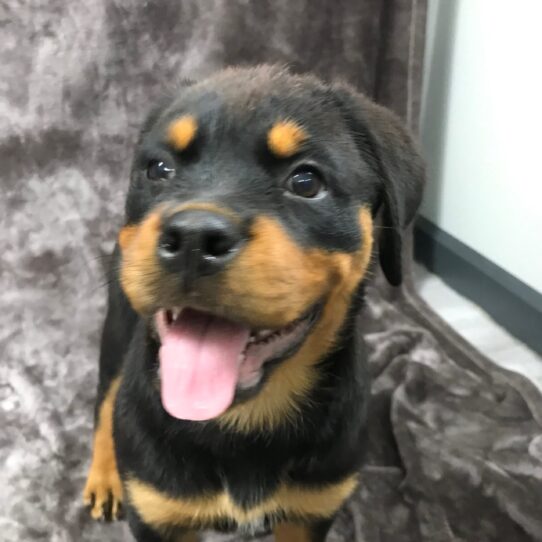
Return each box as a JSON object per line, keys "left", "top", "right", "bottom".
{"left": 126, "top": 474, "right": 358, "bottom": 530}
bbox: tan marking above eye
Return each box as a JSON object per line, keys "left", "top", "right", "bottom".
{"left": 167, "top": 115, "right": 198, "bottom": 151}
{"left": 267, "top": 120, "right": 308, "bottom": 157}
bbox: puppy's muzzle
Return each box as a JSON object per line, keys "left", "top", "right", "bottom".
{"left": 157, "top": 210, "right": 243, "bottom": 283}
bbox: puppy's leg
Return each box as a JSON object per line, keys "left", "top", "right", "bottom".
{"left": 83, "top": 246, "right": 138, "bottom": 520}
{"left": 83, "top": 376, "right": 123, "bottom": 520}
{"left": 274, "top": 519, "right": 334, "bottom": 542}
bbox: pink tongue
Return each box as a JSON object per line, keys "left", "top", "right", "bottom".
{"left": 159, "top": 309, "right": 250, "bottom": 421}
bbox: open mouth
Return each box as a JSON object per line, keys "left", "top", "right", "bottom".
{"left": 154, "top": 304, "right": 320, "bottom": 422}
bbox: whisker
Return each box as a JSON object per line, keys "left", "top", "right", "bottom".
{"left": 371, "top": 225, "right": 400, "bottom": 231}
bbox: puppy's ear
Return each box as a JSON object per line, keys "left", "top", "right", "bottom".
{"left": 332, "top": 84, "right": 425, "bottom": 285}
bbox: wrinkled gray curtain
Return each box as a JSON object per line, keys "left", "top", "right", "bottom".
{"left": 3, "top": 1, "right": 542, "bottom": 541}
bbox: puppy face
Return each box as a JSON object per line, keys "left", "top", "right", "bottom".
{"left": 118, "top": 66, "right": 424, "bottom": 426}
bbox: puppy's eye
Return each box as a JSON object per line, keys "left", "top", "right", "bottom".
{"left": 286, "top": 168, "right": 325, "bottom": 198}
{"left": 146, "top": 160, "right": 175, "bottom": 181}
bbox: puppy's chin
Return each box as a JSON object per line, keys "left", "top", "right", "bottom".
{"left": 152, "top": 303, "right": 322, "bottom": 421}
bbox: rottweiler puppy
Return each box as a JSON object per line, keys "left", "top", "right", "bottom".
{"left": 83, "top": 65, "right": 424, "bottom": 541}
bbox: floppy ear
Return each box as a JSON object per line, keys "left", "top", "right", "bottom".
{"left": 332, "top": 84, "right": 425, "bottom": 286}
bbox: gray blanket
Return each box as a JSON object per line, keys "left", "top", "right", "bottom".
{"left": 2, "top": 1, "right": 542, "bottom": 541}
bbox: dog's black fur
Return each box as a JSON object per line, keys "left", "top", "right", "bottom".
{"left": 83, "top": 65, "right": 424, "bottom": 541}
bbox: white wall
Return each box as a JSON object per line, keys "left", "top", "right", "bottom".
{"left": 420, "top": 0, "right": 542, "bottom": 294}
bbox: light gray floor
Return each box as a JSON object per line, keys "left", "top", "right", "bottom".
{"left": 414, "top": 264, "right": 542, "bottom": 389}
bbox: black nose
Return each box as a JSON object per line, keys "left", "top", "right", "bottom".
{"left": 158, "top": 210, "right": 242, "bottom": 278}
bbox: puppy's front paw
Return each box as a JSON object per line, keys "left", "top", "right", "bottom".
{"left": 83, "top": 459, "right": 124, "bottom": 521}
{"left": 84, "top": 377, "right": 123, "bottom": 521}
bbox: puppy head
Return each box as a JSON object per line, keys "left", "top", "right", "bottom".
{"left": 118, "top": 66, "right": 424, "bottom": 428}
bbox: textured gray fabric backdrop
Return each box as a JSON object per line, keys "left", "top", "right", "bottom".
{"left": 2, "top": 1, "right": 542, "bottom": 541}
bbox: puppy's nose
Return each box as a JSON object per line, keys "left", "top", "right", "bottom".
{"left": 158, "top": 210, "right": 242, "bottom": 277}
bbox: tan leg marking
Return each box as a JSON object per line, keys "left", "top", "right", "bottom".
{"left": 83, "top": 377, "right": 123, "bottom": 520}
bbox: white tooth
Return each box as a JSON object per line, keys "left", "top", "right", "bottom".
{"left": 237, "top": 352, "right": 247, "bottom": 364}
{"left": 171, "top": 308, "right": 181, "bottom": 321}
